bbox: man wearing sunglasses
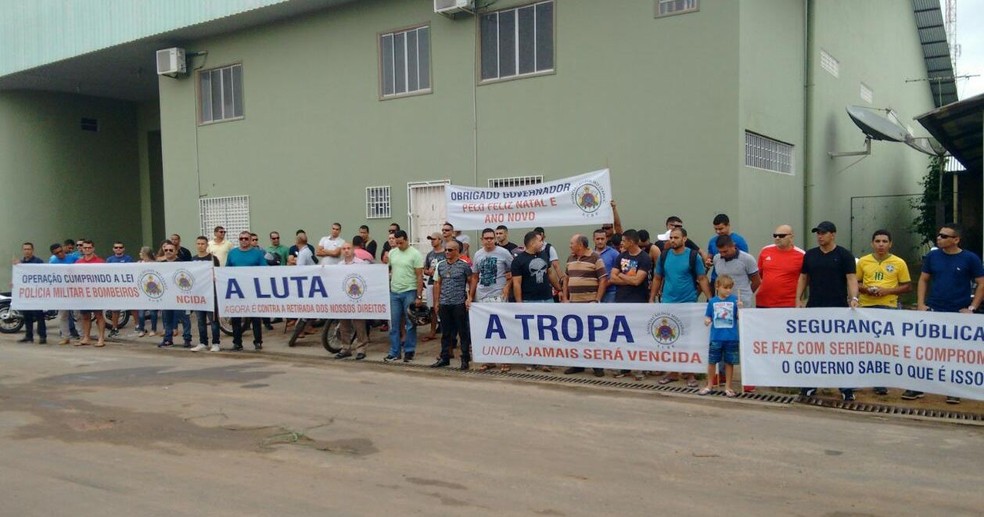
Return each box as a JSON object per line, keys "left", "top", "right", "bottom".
{"left": 207, "top": 226, "right": 234, "bottom": 266}
{"left": 159, "top": 242, "right": 193, "bottom": 348}
{"left": 226, "top": 230, "right": 269, "bottom": 351}
{"left": 105, "top": 241, "right": 135, "bottom": 339}
{"left": 756, "top": 225, "right": 804, "bottom": 309}
{"left": 910, "top": 223, "right": 984, "bottom": 404}
{"left": 431, "top": 240, "right": 475, "bottom": 370}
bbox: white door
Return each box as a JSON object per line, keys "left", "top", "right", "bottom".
{"left": 407, "top": 180, "right": 450, "bottom": 252}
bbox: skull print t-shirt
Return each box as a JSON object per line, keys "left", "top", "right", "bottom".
{"left": 511, "top": 249, "right": 553, "bottom": 301}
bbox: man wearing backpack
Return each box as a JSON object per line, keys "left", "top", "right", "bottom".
{"left": 650, "top": 227, "right": 711, "bottom": 388}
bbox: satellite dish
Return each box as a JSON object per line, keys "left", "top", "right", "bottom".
{"left": 904, "top": 135, "right": 947, "bottom": 156}
{"left": 846, "top": 105, "right": 910, "bottom": 142}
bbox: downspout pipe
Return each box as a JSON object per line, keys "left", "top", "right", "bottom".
{"left": 802, "top": 0, "right": 815, "bottom": 248}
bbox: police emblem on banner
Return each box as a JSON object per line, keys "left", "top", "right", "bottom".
{"left": 343, "top": 273, "right": 367, "bottom": 301}
{"left": 648, "top": 313, "right": 684, "bottom": 347}
{"left": 570, "top": 179, "right": 606, "bottom": 216}
{"left": 172, "top": 269, "right": 195, "bottom": 292}
{"left": 138, "top": 270, "right": 166, "bottom": 300}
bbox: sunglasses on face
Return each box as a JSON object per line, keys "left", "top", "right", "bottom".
{"left": 772, "top": 233, "right": 789, "bottom": 238}
{"left": 938, "top": 233, "right": 956, "bottom": 239}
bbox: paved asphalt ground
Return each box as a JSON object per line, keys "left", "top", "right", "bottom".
{"left": 1, "top": 327, "right": 983, "bottom": 516}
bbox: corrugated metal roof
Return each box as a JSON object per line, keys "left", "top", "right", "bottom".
{"left": 0, "top": 0, "right": 290, "bottom": 77}
{"left": 911, "top": 0, "right": 958, "bottom": 107}
{"left": 916, "top": 93, "right": 984, "bottom": 175}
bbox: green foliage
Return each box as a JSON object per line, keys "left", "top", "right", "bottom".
{"left": 911, "top": 155, "right": 952, "bottom": 246}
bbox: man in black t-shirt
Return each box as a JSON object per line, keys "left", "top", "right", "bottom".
{"left": 511, "top": 231, "right": 560, "bottom": 302}
{"left": 796, "top": 220, "right": 860, "bottom": 400}
{"left": 610, "top": 230, "right": 652, "bottom": 380}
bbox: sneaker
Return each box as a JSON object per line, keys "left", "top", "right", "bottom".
{"left": 38, "top": 338, "right": 47, "bottom": 345}
{"left": 945, "top": 396, "right": 961, "bottom": 404}
{"left": 403, "top": 352, "right": 415, "bottom": 363}
{"left": 430, "top": 359, "right": 450, "bottom": 368}
{"left": 459, "top": 361, "right": 470, "bottom": 371}
{"left": 564, "top": 367, "right": 585, "bottom": 375}
{"left": 182, "top": 342, "right": 193, "bottom": 348}
{"left": 355, "top": 353, "right": 366, "bottom": 360}
{"left": 16, "top": 337, "right": 33, "bottom": 343}
{"left": 158, "top": 341, "right": 173, "bottom": 348}
{"left": 873, "top": 387, "right": 888, "bottom": 395}
{"left": 254, "top": 343, "right": 263, "bottom": 351}
{"left": 383, "top": 354, "right": 400, "bottom": 362}
{"left": 189, "top": 344, "right": 207, "bottom": 352}
{"left": 592, "top": 369, "right": 605, "bottom": 377}
{"left": 108, "top": 328, "right": 119, "bottom": 338}
{"left": 132, "top": 331, "right": 145, "bottom": 338}
{"left": 335, "top": 350, "right": 353, "bottom": 360}
{"left": 58, "top": 338, "right": 70, "bottom": 345}
{"left": 841, "top": 391, "right": 856, "bottom": 402}
{"left": 800, "top": 388, "right": 817, "bottom": 398}
{"left": 900, "top": 390, "right": 924, "bottom": 400}
{"left": 209, "top": 345, "right": 221, "bottom": 352}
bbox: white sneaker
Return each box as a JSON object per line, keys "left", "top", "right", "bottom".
{"left": 209, "top": 345, "right": 221, "bottom": 352}
{"left": 189, "top": 344, "right": 207, "bottom": 352}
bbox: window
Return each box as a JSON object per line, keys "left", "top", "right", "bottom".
{"left": 380, "top": 26, "right": 431, "bottom": 98}
{"left": 488, "top": 175, "right": 543, "bottom": 188}
{"left": 860, "top": 82, "right": 873, "bottom": 103}
{"left": 655, "top": 0, "right": 698, "bottom": 17}
{"left": 366, "top": 186, "right": 392, "bottom": 219}
{"left": 745, "top": 132, "right": 793, "bottom": 175}
{"left": 820, "top": 50, "right": 839, "bottom": 78}
{"left": 199, "top": 64, "right": 244, "bottom": 124}
{"left": 199, "top": 195, "right": 250, "bottom": 237}
{"left": 480, "top": 1, "right": 554, "bottom": 82}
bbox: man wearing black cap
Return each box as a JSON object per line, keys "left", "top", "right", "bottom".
{"left": 795, "top": 220, "right": 860, "bottom": 400}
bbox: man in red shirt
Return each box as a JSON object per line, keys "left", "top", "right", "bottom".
{"left": 76, "top": 239, "right": 108, "bottom": 347}
{"left": 756, "top": 225, "right": 805, "bottom": 308}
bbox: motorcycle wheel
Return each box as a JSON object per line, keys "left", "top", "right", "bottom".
{"left": 321, "top": 319, "right": 343, "bottom": 353}
{"left": 103, "top": 310, "right": 131, "bottom": 329}
{"left": 0, "top": 304, "right": 25, "bottom": 334}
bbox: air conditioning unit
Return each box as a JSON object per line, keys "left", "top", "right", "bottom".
{"left": 156, "top": 48, "right": 186, "bottom": 76}
{"left": 434, "top": 0, "right": 473, "bottom": 15}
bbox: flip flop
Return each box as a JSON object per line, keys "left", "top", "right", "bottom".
{"left": 500, "top": 365, "right": 511, "bottom": 372}
{"left": 687, "top": 379, "right": 700, "bottom": 388}
{"left": 657, "top": 376, "right": 675, "bottom": 385}
{"left": 725, "top": 389, "right": 737, "bottom": 398}
{"left": 479, "top": 364, "right": 495, "bottom": 371}
{"left": 698, "top": 387, "right": 712, "bottom": 396}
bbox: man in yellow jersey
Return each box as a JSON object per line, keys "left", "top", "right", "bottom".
{"left": 857, "top": 229, "right": 911, "bottom": 396}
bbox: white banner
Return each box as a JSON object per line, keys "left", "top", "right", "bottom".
{"left": 12, "top": 262, "right": 214, "bottom": 311}
{"left": 215, "top": 264, "right": 390, "bottom": 319}
{"left": 740, "top": 308, "right": 984, "bottom": 400}
{"left": 446, "top": 169, "right": 613, "bottom": 231}
{"left": 469, "top": 303, "right": 708, "bottom": 371}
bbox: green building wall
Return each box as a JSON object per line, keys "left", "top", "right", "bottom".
{"left": 0, "top": 91, "right": 142, "bottom": 286}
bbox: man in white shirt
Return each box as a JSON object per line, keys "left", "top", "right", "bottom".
{"left": 317, "top": 222, "right": 345, "bottom": 265}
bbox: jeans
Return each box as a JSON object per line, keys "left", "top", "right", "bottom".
{"left": 389, "top": 290, "right": 418, "bottom": 357}
{"left": 601, "top": 291, "right": 617, "bottom": 303}
{"left": 24, "top": 310, "right": 47, "bottom": 340}
{"left": 196, "top": 311, "right": 220, "bottom": 345}
{"left": 438, "top": 303, "right": 471, "bottom": 362}
{"left": 162, "top": 310, "right": 192, "bottom": 344}
{"left": 231, "top": 317, "right": 262, "bottom": 347}
{"left": 137, "top": 309, "right": 158, "bottom": 332}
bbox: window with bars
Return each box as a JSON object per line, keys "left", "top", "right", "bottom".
{"left": 380, "top": 26, "right": 431, "bottom": 98}
{"left": 366, "top": 186, "right": 392, "bottom": 219}
{"left": 655, "top": 0, "right": 698, "bottom": 17}
{"left": 488, "top": 175, "right": 544, "bottom": 188}
{"left": 745, "top": 132, "right": 793, "bottom": 175}
{"left": 480, "top": 1, "right": 554, "bottom": 82}
{"left": 199, "top": 64, "right": 244, "bottom": 124}
{"left": 199, "top": 195, "right": 251, "bottom": 237}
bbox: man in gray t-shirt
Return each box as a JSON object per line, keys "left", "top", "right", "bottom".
{"left": 711, "top": 234, "right": 761, "bottom": 306}
{"left": 472, "top": 228, "right": 514, "bottom": 302}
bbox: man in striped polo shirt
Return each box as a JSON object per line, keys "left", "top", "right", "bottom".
{"left": 562, "top": 233, "right": 609, "bottom": 377}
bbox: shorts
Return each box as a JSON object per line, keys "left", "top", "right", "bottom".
{"left": 709, "top": 341, "right": 739, "bottom": 365}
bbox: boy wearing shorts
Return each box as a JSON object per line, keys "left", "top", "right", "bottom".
{"left": 700, "top": 275, "right": 740, "bottom": 397}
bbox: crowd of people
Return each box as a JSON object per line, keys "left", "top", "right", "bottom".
{"left": 12, "top": 202, "right": 984, "bottom": 403}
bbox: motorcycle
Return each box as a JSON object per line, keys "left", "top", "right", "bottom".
{"left": 0, "top": 292, "right": 58, "bottom": 334}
